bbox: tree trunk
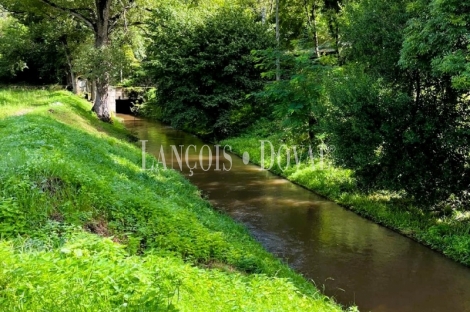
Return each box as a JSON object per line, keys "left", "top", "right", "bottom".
{"left": 312, "top": 1, "right": 320, "bottom": 58}
{"left": 308, "top": 115, "right": 317, "bottom": 143}
{"left": 92, "top": 66, "right": 112, "bottom": 122}
{"left": 94, "top": 73, "right": 111, "bottom": 122}
{"left": 65, "top": 52, "right": 77, "bottom": 94}
{"left": 91, "top": 0, "right": 112, "bottom": 122}
{"left": 70, "top": 71, "right": 77, "bottom": 94}
{"left": 275, "top": 0, "right": 280, "bottom": 81}
{"left": 304, "top": 0, "right": 320, "bottom": 58}
{"left": 61, "top": 40, "right": 77, "bottom": 94}
{"left": 89, "top": 80, "right": 96, "bottom": 102}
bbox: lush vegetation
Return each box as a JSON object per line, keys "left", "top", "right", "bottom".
{"left": 0, "top": 0, "right": 151, "bottom": 121}
{"left": 212, "top": 0, "right": 470, "bottom": 266}
{"left": 0, "top": 89, "right": 347, "bottom": 311}
{"left": 143, "top": 5, "right": 275, "bottom": 139}
{"left": 134, "top": 0, "right": 470, "bottom": 224}
{"left": 1, "top": 0, "right": 470, "bottom": 298}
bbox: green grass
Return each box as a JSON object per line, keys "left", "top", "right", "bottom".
{"left": 222, "top": 132, "right": 470, "bottom": 267}
{"left": 0, "top": 88, "right": 346, "bottom": 311}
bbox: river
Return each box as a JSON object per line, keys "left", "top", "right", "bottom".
{"left": 120, "top": 114, "right": 470, "bottom": 312}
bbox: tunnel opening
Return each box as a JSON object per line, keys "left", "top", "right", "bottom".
{"left": 116, "top": 99, "right": 135, "bottom": 115}
{"left": 113, "top": 88, "right": 145, "bottom": 115}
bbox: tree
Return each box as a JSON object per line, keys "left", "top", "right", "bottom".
{"left": 0, "top": 16, "right": 32, "bottom": 81}
{"left": 255, "top": 49, "right": 332, "bottom": 144}
{"left": 396, "top": 0, "right": 470, "bottom": 204}
{"left": 322, "top": 0, "right": 470, "bottom": 206}
{"left": 144, "top": 5, "right": 275, "bottom": 139}
{"left": 0, "top": 14, "right": 83, "bottom": 85}
{"left": 340, "top": 0, "right": 410, "bottom": 81}
{"left": 0, "top": 0, "right": 139, "bottom": 121}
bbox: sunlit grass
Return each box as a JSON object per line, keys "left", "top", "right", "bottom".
{"left": 0, "top": 88, "right": 346, "bottom": 311}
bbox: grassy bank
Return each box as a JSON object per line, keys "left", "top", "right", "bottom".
{"left": 221, "top": 132, "right": 470, "bottom": 267}
{"left": 0, "top": 88, "right": 346, "bottom": 311}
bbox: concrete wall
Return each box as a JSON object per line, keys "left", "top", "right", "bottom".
{"left": 107, "top": 86, "right": 117, "bottom": 114}
{"left": 75, "top": 80, "right": 122, "bottom": 114}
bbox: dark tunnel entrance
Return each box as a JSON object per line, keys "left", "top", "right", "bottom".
{"left": 116, "top": 99, "right": 135, "bottom": 114}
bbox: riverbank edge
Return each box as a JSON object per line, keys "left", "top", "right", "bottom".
{"left": 221, "top": 136, "right": 470, "bottom": 267}
{"left": 0, "top": 88, "right": 347, "bottom": 311}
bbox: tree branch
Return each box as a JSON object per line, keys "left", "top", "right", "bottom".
{"left": 132, "top": 23, "right": 151, "bottom": 36}
{"left": 38, "top": 0, "right": 96, "bottom": 30}
{"left": 108, "top": 0, "right": 136, "bottom": 32}
{"left": 2, "top": 9, "right": 27, "bottom": 15}
{"left": 128, "top": 21, "right": 145, "bottom": 27}
{"left": 74, "top": 7, "right": 96, "bottom": 19}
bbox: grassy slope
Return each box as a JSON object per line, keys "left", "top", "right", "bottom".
{"left": 221, "top": 133, "right": 470, "bottom": 267}
{"left": 0, "top": 88, "right": 345, "bottom": 311}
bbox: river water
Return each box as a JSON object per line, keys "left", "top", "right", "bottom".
{"left": 120, "top": 114, "right": 470, "bottom": 312}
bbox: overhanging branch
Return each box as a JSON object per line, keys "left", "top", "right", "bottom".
{"left": 108, "top": 0, "right": 136, "bottom": 32}
{"left": 38, "top": 0, "right": 96, "bottom": 30}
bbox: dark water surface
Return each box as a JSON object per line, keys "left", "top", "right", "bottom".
{"left": 120, "top": 114, "right": 470, "bottom": 312}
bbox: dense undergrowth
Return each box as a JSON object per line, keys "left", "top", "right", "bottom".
{"left": 0, "top": 88, "right": 345, "bottom": 311}
{"left": 221, "top": 124, "right": 470, "bottom": 267}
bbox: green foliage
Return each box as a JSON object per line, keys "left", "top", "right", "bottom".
{"left": 322, "top": 66, "right": 408, "bottom": 190}
{"left": 324, "top": 59, "right": 470, "bottom": 204}
{"left": 0, "top": 16, "right": 68, "bottom": 84}
{"left": 74, "top": 43, "right": 134, "bottom": 85}
{"left": 0, "top": 0, "right": 148, "bottom": 97}
{"left": 0, "top": 17, "right": 29, "bottom": 78}
{"left": 340, "top": 0, "right": 410, "bottom": 81}
{"left": 255, "top": 48, "right": 333, "bottom": 143}
{"left": 400, "top": 0, "right": 470, "bottom": 89}
{"left": 144, "top": 5, "right": 275, "bottom": 139}
{"left": 394, "top": 0, "right": 470, "bottom": 203}
{"left": 291, "top": 0, "right": 470, "bottom": 206}
{"left": 0, "top": 198, "right": 27, "bottom": 237}
{"left": 0, "top": 89, "right": 342, "bottom": 311}
{"left": 264, "top": 0, "right": 338, "bottom": 49}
